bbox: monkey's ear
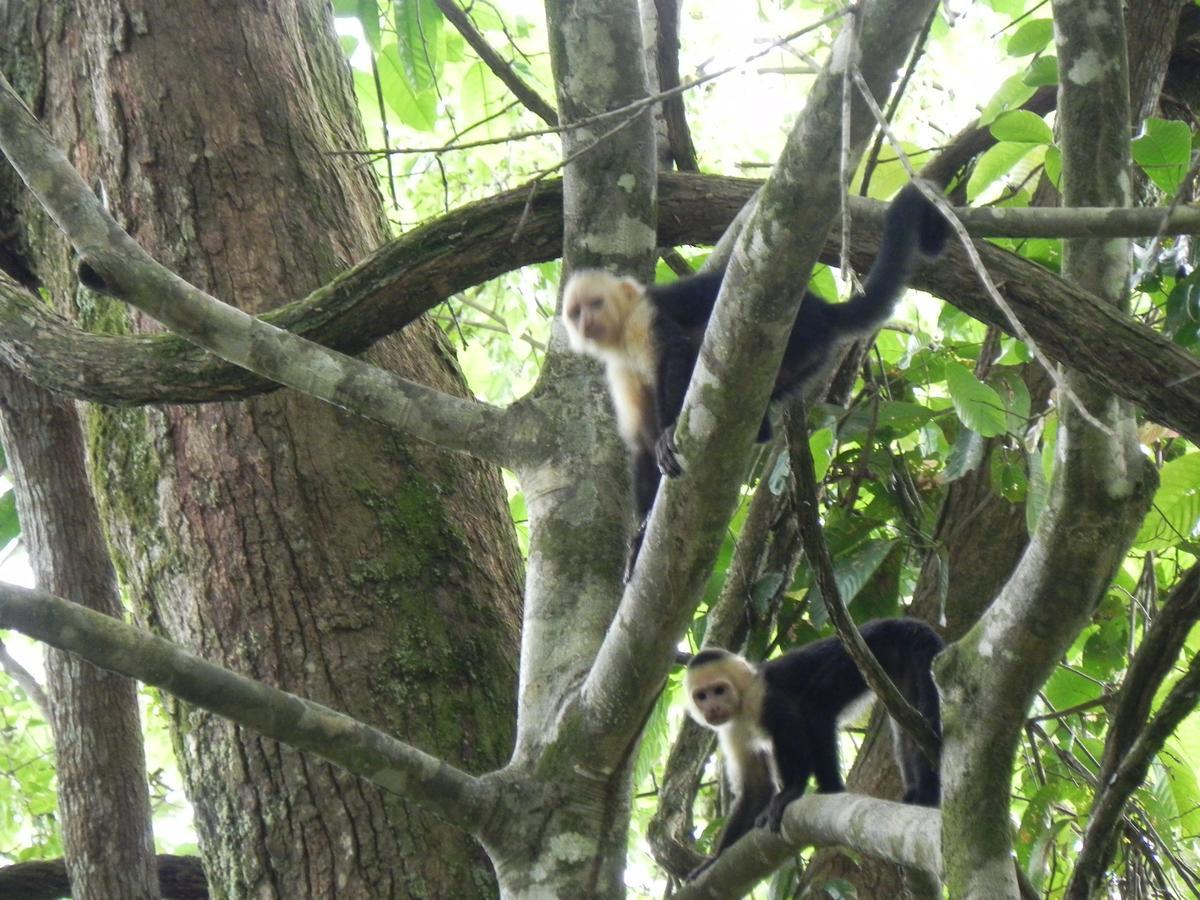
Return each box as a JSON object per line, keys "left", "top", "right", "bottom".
{"left": 618, "top": 277, "right": 642, "bottom": 304}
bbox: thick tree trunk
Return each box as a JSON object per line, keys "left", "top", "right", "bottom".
{"left": 2, "top": 2, "right": 522, "bottom": 897}
{"left": 0, "top": 368, "right": 160, "bottom": 900}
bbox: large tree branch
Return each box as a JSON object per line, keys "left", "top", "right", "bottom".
{"left": 1, "top": 162, "right": 1198, "bottom": 444}
{"left": 0, "top": 583, "right": 498, "bottom": 837}
{"left": 0, "top": 74, "right": 519, "bottom": 467}
{"left": 939, "top": 4, "right": 1158, "bottom": 896}
{"left": 675, "top": 794, "right": 940, "bottom": 899}
{"left": 0, "top": 855, "right": 207, "bottom": 900}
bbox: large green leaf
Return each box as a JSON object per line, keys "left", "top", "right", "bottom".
{"left": 945, "top": 361, "right": 1008, "bottom": 437}
{"left": 1132, "top": 119, "right": 1192, "bottom": 195}
{"left": 1006, "top": 19, "right": 1054, "bottom": 56}
{"left": 376, "top": 43, "right": 437, "bottom": 131}
{"left": 394, "top": 0, "right": 443, "bottom": 91}
{"left": 1135, "top": 453, "right": 1200, "bottom": 550}
{"left": 990, "top": 109, "right": 1053, "bottom": 144}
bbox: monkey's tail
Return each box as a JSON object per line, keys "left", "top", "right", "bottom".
{"left": 824, "top": 182, "right": 947, "bottom": 336}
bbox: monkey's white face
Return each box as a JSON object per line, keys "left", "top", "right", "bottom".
{"left": 689, "top": 677, "right": 741, "bottom": 728}
{"left": 562, "top": 270, "right": 643, "bottom": 354}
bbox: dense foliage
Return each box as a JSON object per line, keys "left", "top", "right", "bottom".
{"left": 1, "top": 1, "right": 1197, "bottom": 896}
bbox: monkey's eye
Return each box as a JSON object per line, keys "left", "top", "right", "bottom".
{"left": 567, "top": 306, "right": 580, "bottom": 320}
{"left": 694, "top": 690, "right": 706, "bottom": 702}
{"left": 588, "top": 297, "right": 603, "bottom": 309}
{"left": 712, "top": 685, "right": 726, "bottom": 696}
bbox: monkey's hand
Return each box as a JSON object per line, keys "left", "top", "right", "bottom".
{"left": 686, "top": 857, "right": 717, "bottom": 882}
{"left": 655, "top": 430, "right": 683, "bottom": 478}
{"left": 757, "top": 795, "right": 791, "bottom": 834}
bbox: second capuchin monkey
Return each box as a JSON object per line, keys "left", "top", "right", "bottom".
{"left": 562, "top": 183, "right": 947, "bottom": 577}
{"left": 683, "top": 618, "right": 943, "bottom": 871}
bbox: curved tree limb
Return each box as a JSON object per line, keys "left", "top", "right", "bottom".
{"left": 0, "top": 583, "right": 498, "bottom": 838}
{"left": 0, "top": 73, "right": 521, "bottom": 468}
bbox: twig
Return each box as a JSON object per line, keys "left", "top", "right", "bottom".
{"left": 0, "top": 637, "right": 48, "bottom": 716}
{"left": 332, "top": 8, "right": 852, "bottom": 162}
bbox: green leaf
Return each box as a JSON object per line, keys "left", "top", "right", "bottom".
{"left": 0, "top": 490, "right": 19, "bottom": 548}
{"left": 873, "top": 401, "right": 937, "bottom": 439}
{"left": 376, "top": 43, "right": 437, "bottom": 131}
{"left": 968, "top": 141, "right": 1042, "bottom": 199}
{"left": 1133, "top": 119, "right": 1192, "bottom": 195}
{"left": 994, "top": 371, "right": 1032, "bottom": 435}
{"left": 808, "top": 539, "right": 897, "bottom": 610}
{"left": 979, "top": 73, "right": 1038, "bottom": 126}
{"left": 945, "top": 361, "right": 1008, "bottom": 437}
{"left": 394, "top": 0, "right": 443, "bottom": 92}
{"left": 1006, "top": 19, "right": 1054, "bottom": 56}
{"left": 941, "top": 427, "right": 985, "bottom": 484}
{"left": 1025, "top": 449, "right": 1049, "bottom": 535}
{"left": 1044, "top": 666, "right": 1103, "bottom": 711}
{"left": 1043, "top": 145, "right": 1062, "bottom": 189}
{"left": 990, "top": 110, "right": 1053, "bottom": 145}
{"left": 1023, "top": 56, "right": 1059, "bottom": 87}
{"left": 1135, "top": 453, "right": 1200, "bottom": 550}
{"left": 809, "top": 428, "right": 834, "bottom": 482}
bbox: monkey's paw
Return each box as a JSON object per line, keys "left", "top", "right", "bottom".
{"left": 755, "top": 796, "right": 790, "bottom": 834}
{"left": 655, "top": 430, "right": 683, "bottom": 478}
{"left": 686, "top": 857, "right": 717, "bottom": 881}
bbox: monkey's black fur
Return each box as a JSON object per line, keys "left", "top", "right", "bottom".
{"left": 628, "top": 185, "right": 947, "bottom": 574}
{"left": 694, "top": 618, "right": 943, "bottom": 859}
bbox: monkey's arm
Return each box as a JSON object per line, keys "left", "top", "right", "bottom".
{"left": 712, "top": 748, "right": 776, "bottom": 854}
{"left": 652, "top": 325, "right": 697, "bottom": 477}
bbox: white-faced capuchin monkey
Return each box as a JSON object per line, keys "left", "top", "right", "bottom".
{"left": 561, "top": 183, "right": 947, "bottom": 578}
{"left": 683, "top": 618, "right": 943, "bottom": 872}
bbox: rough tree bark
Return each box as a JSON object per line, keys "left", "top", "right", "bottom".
{"left": 1, "top": 2, "right": 522, "bottom": 897}
{"left": 0, "top": 368, "right": 160, "bottom": 899}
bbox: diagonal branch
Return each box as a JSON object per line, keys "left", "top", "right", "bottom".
{"left": 432, "top": 0, "right": 558, "bottom": 126}
{"left": 1065, "top": 563, "right": 1200, "bottom": 900}
{"left": 0, "top": 582, "right": 498, "bottom": 837}
{"left": 0, "top": 73, "right": 517, "bottom": 467}
{"left": 792, "top": 399, "right": 940, "bottom": 762}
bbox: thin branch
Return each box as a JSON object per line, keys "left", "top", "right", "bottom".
{"left": 432, "top": 0, "right": 558, "bottom": 126}
{"left": 0, "top": 636, "right": 48, "bottom": 715}
{"left": 0, "top": 73, "right": 518, "bottom": 468}
{"left": 1065, "top": 563, "right": 1200, "bottom": 900}
{"left": 653, "top": 0, "right": 698, "bottom": 172}
{"left": 335, "top": 8, "right": 852, "bottom": 162}
{"left": 792, "top": 399, "right": 941, "bottom": 763}
{"left": 0, "top": 582, "right": 497, "bottom": 836}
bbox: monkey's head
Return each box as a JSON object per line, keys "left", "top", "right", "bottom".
{"left": 562, "top": 269, "right": 644, "bottom": 354}
{"left": 684, "top": 648, "right": 757, "bottom": 729}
